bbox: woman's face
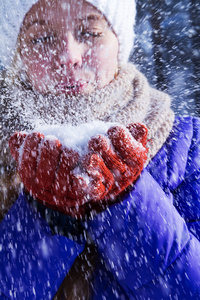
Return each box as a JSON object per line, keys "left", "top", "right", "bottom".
{"left": 19, "top": 0, "right": 119, "bottom": 95}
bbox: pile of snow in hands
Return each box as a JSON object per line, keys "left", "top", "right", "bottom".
{"left": 32, "top": 121, "right": 119, "bottom": 155}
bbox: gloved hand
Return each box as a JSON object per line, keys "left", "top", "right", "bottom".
{"left": 9, "top": 123, "right": 148, "bottom": 218}
{"left": 9, "top": 132, "right": 114, "bottom": 217}
{"left": 88, "top": 123, "right": 148, "bottom": 202}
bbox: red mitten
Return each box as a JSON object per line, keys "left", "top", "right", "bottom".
{"left": 9, "top": 131, "right": 115, "bottom": 218}
{"left": 9, "top": 123, "right": 148, "bottom": 218}
{"left": 87, "top": 122, "right": 148, "bottom": 202}
{"left": 9, "top": 131, "right": 62, "bottom": 202}
{"left": 72, "top": 122, "right": 148, "bottom": 215}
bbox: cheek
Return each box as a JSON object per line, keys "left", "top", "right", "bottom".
{"left": 22, "top": 51, "right": 54, "bottom": 86}
{"left": 87, "top": 39, "right": 118, "bottom": 87}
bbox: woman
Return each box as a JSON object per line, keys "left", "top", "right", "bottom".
{"left": 1, "top": 0, "right": 200, "bottom": 299}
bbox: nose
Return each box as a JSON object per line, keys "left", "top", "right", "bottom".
{"left": 57, "top": 32, "right": 83, "bottom": 69}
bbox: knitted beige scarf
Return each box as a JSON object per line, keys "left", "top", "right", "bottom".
{"left": 69, "top": 63, "right": 175, "bottom": 163}
{"left": 2, "top": 63, "right": 175, "bottom": 164}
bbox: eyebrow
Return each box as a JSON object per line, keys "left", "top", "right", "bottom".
{"left": 25, "top": 20, "right": 48, "bottom": 31}
{"left": 79, "top": 13, "right": 106, "bottom": 22}
{"left": 25, "top": 13, "right": 106, "bottom": 32}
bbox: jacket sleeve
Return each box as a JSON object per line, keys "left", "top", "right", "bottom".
{"left": 172, "top": 117, "right": 200, "bottom": 238}
{"left": 84, "top": 117, "right": 200, "bottom": 299}
{"left": 0, "top": 193, "right": 85, "bottom": 300}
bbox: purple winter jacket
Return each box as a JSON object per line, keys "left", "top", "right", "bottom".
{"left": 0, "top": 115, "right": 200, "bottom": 299}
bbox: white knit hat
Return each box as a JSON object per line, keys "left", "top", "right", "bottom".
{"left": 0, "top": 0, "right": 136, "bottom": 67}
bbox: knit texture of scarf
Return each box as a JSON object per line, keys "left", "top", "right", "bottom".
{"left": 1, "top": 63, "right": 175, "bottom": 164}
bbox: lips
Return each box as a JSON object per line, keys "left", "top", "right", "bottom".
{"left": 55, "top": 80, "right": 88, "bottom": 95}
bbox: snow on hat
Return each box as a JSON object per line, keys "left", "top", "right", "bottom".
{"left": 0, "top": 0, "right": 136, "bottom": 68}
{"left": 0, "top": 0, "right": 38, "bottom": 67}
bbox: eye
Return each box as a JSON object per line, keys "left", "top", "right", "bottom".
{"left": 31, "top": 35, "right": 55, "bottom": 45}
{"left": 81, "top": 31, "right": 104, "bottom": 38}
{"left": 76, "top": 26, "right": 105, "bottom": 42}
